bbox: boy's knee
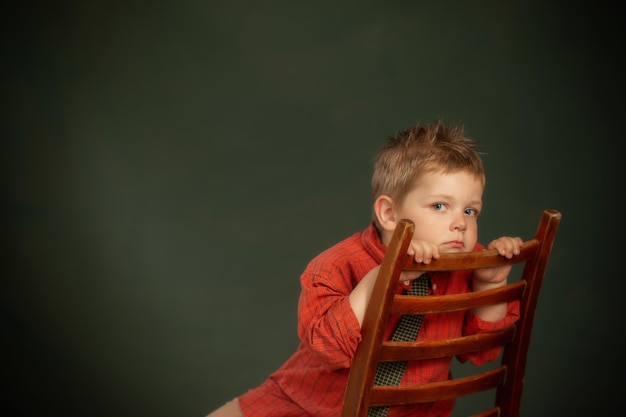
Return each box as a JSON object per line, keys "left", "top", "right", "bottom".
{"left": 206, "top": 398, "right": 243, "bottom": 417}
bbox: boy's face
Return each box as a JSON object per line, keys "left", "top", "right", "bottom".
{"left": 393, "top": 170, "right": 484, "bottom": 252}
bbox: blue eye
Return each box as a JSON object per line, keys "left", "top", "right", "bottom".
{"left": 465, "top": 208, "right": 478, "bottom": 216}
{"left": 433, "top": 203, "right": 445, "bottom": 211}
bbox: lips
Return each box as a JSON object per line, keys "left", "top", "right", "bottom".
{"left": 443, "top": 241, "right": 465, "bottom": 249}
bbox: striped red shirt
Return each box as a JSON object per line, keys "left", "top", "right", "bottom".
{"left": 238, "top": 222, "right": 520, "bottom": 417}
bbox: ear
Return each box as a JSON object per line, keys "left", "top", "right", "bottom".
{"left": 373, "top": 195, "right": 398, "bottom": 233}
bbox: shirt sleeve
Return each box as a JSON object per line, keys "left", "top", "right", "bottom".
{"left": 297, "top": 266, "right": 363, "bottom": 372}
{"left": 457, "top": 300, "right": 521, "bottom": 365}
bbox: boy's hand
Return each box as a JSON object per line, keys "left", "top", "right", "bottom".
{"left": 473, "top": 236, "right": 524, "bottom": 288}
{"left": 488, "top": 236, "right": 524, "bottom": 259}
{"left": 400, "top": 240, "right": 440, "bottom": 282}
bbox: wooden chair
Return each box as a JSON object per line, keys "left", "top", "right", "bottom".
{"left": 341, "top": 209, "right": 561, "bottom": 417}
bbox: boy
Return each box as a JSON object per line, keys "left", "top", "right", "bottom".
{"left": 207, "top": 120, "right": 522, "bottom": 417}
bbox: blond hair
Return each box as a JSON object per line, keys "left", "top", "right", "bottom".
{"left": 371, "top": 120, "right": 486, "bottom": 204}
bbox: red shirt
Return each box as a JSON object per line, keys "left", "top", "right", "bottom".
{"left": 238, "top": 223, "right": 520, "bottom": 417}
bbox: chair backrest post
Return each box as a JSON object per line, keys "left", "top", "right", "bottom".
{"left": 496, "top": 209, "right": 562, "bottom": 417}
{"left": 341, "top": 220, "right": 416, "bottom": 417}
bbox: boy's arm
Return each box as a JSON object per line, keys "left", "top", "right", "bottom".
{"left": 471, "top": 235, "right": 523, "bottom": 321}
{"left": 348, "top": 265, "right": 380, "bottom": 327}
{"left": 297, "top": 264, "right": 371, "bottom": 371}
{"left": 460, "top": 299, "right": 520, "bottom": 365}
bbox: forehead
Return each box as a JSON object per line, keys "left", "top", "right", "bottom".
{"left": 412, "top": 170, "right": 484, "bottom": 197}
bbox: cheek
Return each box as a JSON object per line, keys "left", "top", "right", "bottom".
{"left": 465, "top": 225, "right": 479, "bottom": 244}
{"left": 408, "top": 217, "right": 442, "bottom": 241}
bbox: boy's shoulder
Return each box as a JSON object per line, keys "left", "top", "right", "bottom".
{"left": 306, "top": 223, "right": 384, "bottom": 270}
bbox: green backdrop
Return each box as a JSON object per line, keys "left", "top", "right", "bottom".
{"left": 2, "top": 1, "right": 621, "bottom": 416}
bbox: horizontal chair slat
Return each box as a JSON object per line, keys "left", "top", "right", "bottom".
{"left": 390, "top": 280, "right": 526, "bottom": 315}
{"left": 471, "top": 408, "right": 501, "bottom": 417}
{"left": 369, "top": 366, "right": 507, "bottom": 406}
{"left": 403, "top": 240, "right": 539, "bottom": 271}
{"left": 380, "top": 327, "right": 516, "bottom": 361}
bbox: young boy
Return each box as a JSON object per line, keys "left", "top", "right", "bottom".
{"left": 207, "top": 120, "right": 523, "bottom": 417}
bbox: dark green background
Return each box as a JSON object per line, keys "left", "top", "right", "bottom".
{"left": 2, "top": 1, "right": 621, "bottom": 416}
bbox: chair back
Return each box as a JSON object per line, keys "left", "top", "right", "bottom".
{"left": 341, "top": 209, "right": 561, "bottom": 417}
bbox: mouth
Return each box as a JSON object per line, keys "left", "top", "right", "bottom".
{"left": 442, "top": 240, "right": 465, "bottom": 250}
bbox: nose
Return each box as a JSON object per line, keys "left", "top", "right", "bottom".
{"left": 451, "top": 213, "right": 467, "bottom": 232}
